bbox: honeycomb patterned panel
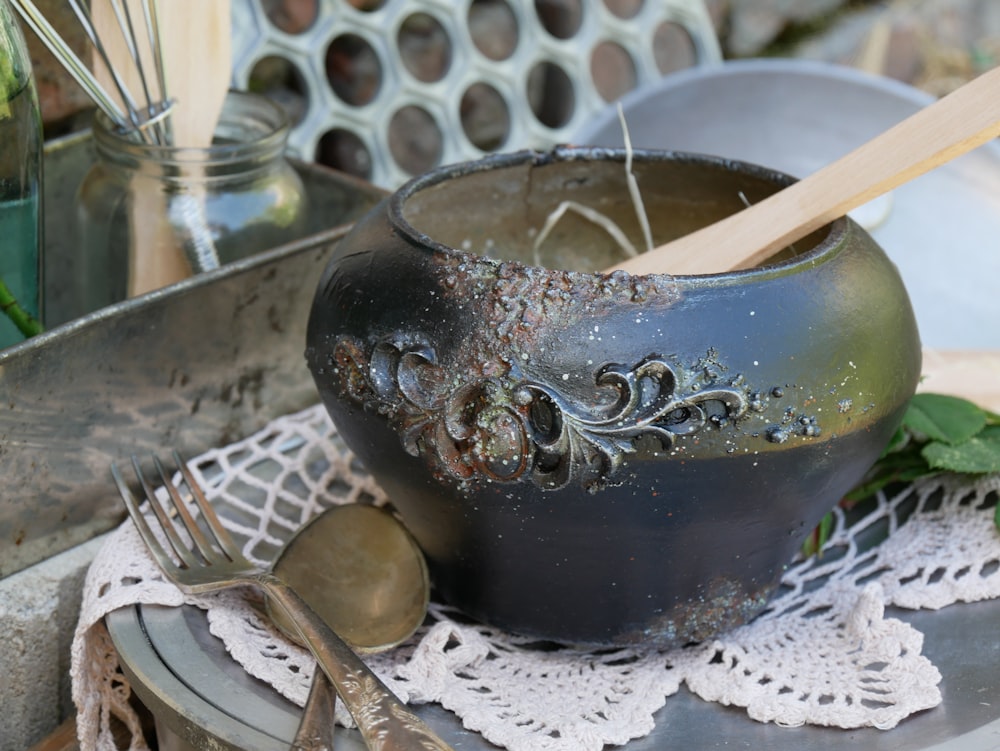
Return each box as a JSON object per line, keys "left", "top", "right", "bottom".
{"left": 231, "top": 0, "right": 721, "bottom": 188}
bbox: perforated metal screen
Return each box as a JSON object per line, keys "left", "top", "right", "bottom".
{"left": 231, "top": 0, "right": 720, "bottom": 188}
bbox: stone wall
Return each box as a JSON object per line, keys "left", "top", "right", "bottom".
{"left": 0, "top": 536, "right": 107, "bottom": 751}
{"left": 709, "top": 0, "right": 1000, "bottom": 93}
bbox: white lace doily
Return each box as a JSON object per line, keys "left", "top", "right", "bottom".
{"left": 71, "top": 404, "right": 1000, "bottom": 751}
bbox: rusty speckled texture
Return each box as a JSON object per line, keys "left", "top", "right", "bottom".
{"left": 619, "top": 578, "right": 775, "bottom": 648}
{"left": 323, "top": 246, "right": 836, "bottom": 494}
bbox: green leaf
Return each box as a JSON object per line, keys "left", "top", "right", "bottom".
{"left": 801, "top": 511, "right": 835, "bottom": 558}
{"left": 874, "top": 444, "right": 926, "bottom": 470}
{"left": 903, "top": 393, "right": 987, "bottom": 444}
{"left": 922, "top": 427, "right": 1000, "bottom": 474}
{"left": 808, "top": 391, "right": 1000, "bottom": 552}
{"left": 880, "top": 425, "right": 909, "bottom": 457}
{"left": 842, "top": 462, "right": 934, "bottom": 502}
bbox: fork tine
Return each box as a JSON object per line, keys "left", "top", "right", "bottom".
{"left": 152, "top": 454, "right": 226, "bottom": 565}
{"left": 111, "top": 460, "right": 180, "bottom": 576}
{"left": 171, "top": 450, "right": 245, "bottom": 562}
{"left": 129, "top": 455, "right": 201, "bottom": 569}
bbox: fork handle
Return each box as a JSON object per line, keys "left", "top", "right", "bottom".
{"left": 258, "top": 574, "right": 456, "bottom": 751}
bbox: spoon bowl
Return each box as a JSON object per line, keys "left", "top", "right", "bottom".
{"left": 267, "top": 503, "right": 429, "bottom": 652}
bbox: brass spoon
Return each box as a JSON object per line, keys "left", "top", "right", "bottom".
{"left": 265, "top": 503, "right": 436, "bottom": 750}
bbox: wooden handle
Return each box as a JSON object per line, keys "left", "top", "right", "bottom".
{"left": 91, "top": 0, "right": 231, "bottom": 147}
{"left": 919, "top": 349, "right": 1000, "bottom": 412}
{"left": 90, "top": 0, "right": 231, "bottom": 296}
{"left": 608, "top": 64, "right": 1000, "bottom": 277}
{"left": 91, "top": 0, "right": 192, "bottom": 296}
{"left": 90, "top": 0, "right": 161, "bottom": 127}
{"left": 158, "top": 0, "right": 231, "bottom": 148}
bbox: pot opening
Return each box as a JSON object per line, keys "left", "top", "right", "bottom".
{"left": 396, "top": 149, "right": 837, "bottom": 276}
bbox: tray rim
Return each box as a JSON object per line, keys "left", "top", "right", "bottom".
{"left": 107, "top": 596, "right": 1000, "bottom": 751}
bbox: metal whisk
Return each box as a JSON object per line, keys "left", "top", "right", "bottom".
{"left": 11, "top": 0, "right": 173, "bottom": 144}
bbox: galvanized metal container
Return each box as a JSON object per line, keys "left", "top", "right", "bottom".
{"left": 0, "top": 132, "right": 385, "bottom": 579}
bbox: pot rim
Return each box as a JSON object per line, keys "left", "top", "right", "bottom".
{"left": 387, "top": 145, "right": 851, "bottom": 281}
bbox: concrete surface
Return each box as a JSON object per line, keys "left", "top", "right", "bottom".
{"left": 0, "top": 535, "right": 107, "bottom": 751}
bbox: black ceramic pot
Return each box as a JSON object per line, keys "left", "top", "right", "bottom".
{"left": 306, "top": 147, "right": 921, "bottom": 648}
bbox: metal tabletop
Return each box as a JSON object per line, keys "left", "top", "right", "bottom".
{"left": 108, "top": 596, "right": 1000, "bottom": 751}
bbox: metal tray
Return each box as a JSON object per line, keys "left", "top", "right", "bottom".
{"left": 0, "top": 133, "right": 386, "bottom": 579}
{"left": 108, "top": 597, "right": 1000, "bottom": 750}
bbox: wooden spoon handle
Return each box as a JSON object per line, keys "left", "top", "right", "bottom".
{"left": 609, "top": 64, "right": 1000, "bottom": 276}
{"left": 157, "top": 0, "right": 231, "bottom": 148}
{"left": 920, "top": 349, "right": 1000, "bottom": 412}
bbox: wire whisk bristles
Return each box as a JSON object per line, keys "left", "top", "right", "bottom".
{"left": 11, "top": 0, "right": 173, "bottom": 145}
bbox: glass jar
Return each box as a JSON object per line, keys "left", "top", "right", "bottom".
{"left": 74, "top": 90, "right": 308, "bottom": 314}
{"left": 0, "top": 0, "right": 43, "bottom": 349}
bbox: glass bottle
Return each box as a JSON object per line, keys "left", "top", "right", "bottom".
{"left": 0, "top": 0, "right": 43, "bottom": 349}
{"left": 73, "top": 90, "right": 308, "bottom": 316}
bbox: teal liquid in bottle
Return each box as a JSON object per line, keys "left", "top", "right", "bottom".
{"left": 0, "top": 0, "right": 43, "bottom": 349}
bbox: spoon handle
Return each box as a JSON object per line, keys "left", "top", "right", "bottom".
{"left": 291, "top": 671, "right": 338, "bottom": 751}
{"left": 262, "top": 574, "right": 456, "bottom": 751}
{"left": 609, "top": 63, "right": 1000, "bottom": 276}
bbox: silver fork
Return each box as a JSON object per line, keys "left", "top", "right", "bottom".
{"left": 112, "top": 451, "right": 454, "bottom": 751}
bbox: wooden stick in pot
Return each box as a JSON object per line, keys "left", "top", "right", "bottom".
{"left": 606, "top": 64, "right": 1000, "bottom": 277}
{"left": 603, "top": 65, "right": 1000, "bottom": 411}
